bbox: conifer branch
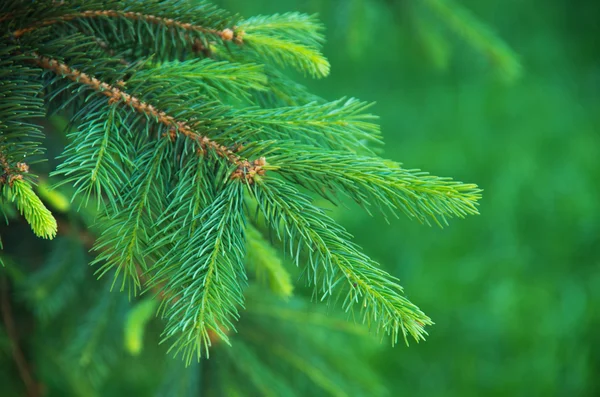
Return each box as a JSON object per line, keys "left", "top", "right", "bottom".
{"left": 0, "top": 0, "right": 484, "bottom": 369}
{"left": 13, "top": 10, "right": 241, "bottom": 43}
{"left": 5, "top": 178, "right": 58, "bottom": 239}
{"left": 0, "top": 13, "right": 13, "bottom": 23}
{"left": 0, "top": 150, "right": 57, "bottom": 239}
{"left": 32, "top": 54, "right": 265, "bottom": 180}
{"left": 250, "top": 178, "right": 434, "bottom": 344}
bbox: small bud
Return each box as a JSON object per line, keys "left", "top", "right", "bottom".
{"left": 16, "top": 162, "right": 29, "bottom": 173}
{"left": 221, "top": 28, "right": 234, "bottom": 41}
{"left": 254, "top": 157, "right": 267, "bottom": 167}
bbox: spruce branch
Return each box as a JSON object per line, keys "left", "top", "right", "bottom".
{"left": 250, "top": 177, "right": 433, "bottom": 344}
{"left": 91, "top": 138, "right": 172, "bottom": 294}
{"left": 2, "top": 175, "right": 57, "bottom": 239}
{"left": 264, "top": 143, "right": 481, "bottom": 224}
{"left": 155, "top": 183, "right": 247, "bottom": 364}
{"left": 32, "top": 54, "right": 266, "bottom": 180}
{"left": 229, "top": 98, "right": 381, "bottom": 153}
{"left": 245, "top": 223, "right": 294, "bottom": 299}
{"left": 52, "top": 106, "right": 133, "bottom": 209}
{"left": 237, "top": 13, "right": 330, "bottom": 78}
{"left": 133, "top": 58, "right": 268, "bottom": 101}
{"left": 13, "top": 10, "right": 239, "bottom": 42}
{"left": 0, "top": 0, "right": 484, "bottom": 368}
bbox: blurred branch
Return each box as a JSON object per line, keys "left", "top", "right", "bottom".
{"left": 1, "top": 276, "right": 42, "bottom": 397}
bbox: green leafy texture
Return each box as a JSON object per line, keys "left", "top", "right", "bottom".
{"left": 134, "top": 59, "right": 268, "bottom": 102}
{"left": 0, "top": 0, "right": 482, "bottom": 372}
{"left": 92, "top": 138, "right": 171, "bottom": 295}
{"left": 14, "top": 0, "right": 236, "bottom": 64}
{"left": 148, "top": 150, "right": 219, "bottom": 264}
{"left": 0, "top": 198, "right": 5, "bottom": 266}
{"left": 249, "top": 65, "right": 324, "bottom": 107}
{"left": 3, "top": 178, "right": 57, "bottom": 239}
{"left": 265, "top": 143, "right": 481, "bottom": 224}
{"left": 245, "top": 223, "right": 294, "bottom": 299}
{"left": 0, "top": 50, "right": 45, "bottom": 165}
{"left": 250, "top": 177, "right": 433, "bottom": 344}
{"left": 238, "top": 13, "right": 330, "bottom": 78}
{"left": 214, "top": 287, "right": 386, "bottom": 396}
{"left": 63, "top": 286, "right": 130, "bottom": 389}
{"left": 154, "top": 182, "right": 247, "bottom": 364}
{"left": 124, "top": 298, "right": 159, "bottom": 355}
{"left": 22, "top": 236, "right": 86, "bottom": 321}
{"left": 212, "top": 46, "right": 325, "bottom": 106}
{"left": 420, "top": 0, "right": 521, "bottom": 81}
{"left": 221, "top": 340, "right": 297, "bottom": 397}
{"left": 228, "top": 98, "right": 381, "bottom": 154}
{"left": 52, "top": 106, "right": 133, "bottom": 209}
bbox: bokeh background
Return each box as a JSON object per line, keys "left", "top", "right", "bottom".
{"left": 2, "top": 1, "right": 599, "bottom": 396}
{"left": 220, "top": 0, "right": 600, "bottom": 395}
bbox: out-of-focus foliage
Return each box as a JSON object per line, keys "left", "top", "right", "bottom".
{"left": 226, "top": 0, "right": 599, "bottom": 395}
{"left": 1, "top": 0, "right": 598, "bottom": 395}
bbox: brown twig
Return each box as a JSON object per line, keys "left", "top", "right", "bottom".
{"left": 0, "top": 149, "right": 10, "bottom": 176}
{"left": 0, "top": 13, "right": 13, "bottom": 24}
{"left": 32, "top": 55, "right": 265, "bottom": 181}
{"left": 12, "top": 10, "right": 240, "bottom": 43}
{"left": 1, "top": 277, "right": 42, "bottom": 397}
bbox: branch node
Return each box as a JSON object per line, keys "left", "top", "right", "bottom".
{"left": 231, "top": 157, "right": 267, "bottom": 184}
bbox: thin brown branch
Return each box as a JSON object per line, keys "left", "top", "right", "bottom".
{"left": 0, "top": 13, "right": 13, "bottom": 24}
{"left": 13, "top": 10, "right": 240, "bottom": 42}
{"left": 33, "top": 55, "right": 265, "bottom": 181}
{"left": 1, "top": 277, "right": 42, "bottom": 397}
{"left": 0, "top": 149, "right": 10, "bottom": 176}
{"left": 32, "top": 55, "right": 268, "bottom": 180}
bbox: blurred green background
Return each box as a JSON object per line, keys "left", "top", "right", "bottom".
{"left": 221, "top": 0, "right": 600, "bottom": 395}
{"left": 2, "top": 1, "right": 599, "bottom": 396}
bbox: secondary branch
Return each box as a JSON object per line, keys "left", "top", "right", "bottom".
{"left": 33, "top": 55, "right": 265, "bottom": 181}
{"left": 13, "top": 10, "right": 242, "bottom": 43}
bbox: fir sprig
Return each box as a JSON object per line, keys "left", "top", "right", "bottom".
{"left": 249, "top": 177, "right": 433, "bottom": 343}
{"left": 0, "top": 0, "right": 482, "bottom": 363}
{"left": 3, "top": 178, "right": 57, "bottom": 239}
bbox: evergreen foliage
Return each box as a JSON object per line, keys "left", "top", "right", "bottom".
{"left": 0, "top": 0, "right": 482, "bottom": 395}
{"left": 417, "top": 0, "right": 521, "bottom": 80}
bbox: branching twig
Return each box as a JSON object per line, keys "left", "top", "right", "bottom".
{"left": 13, "top": 10, "right": 242, "bottom": 43}
{"left": 32, "top": 55, "right": 265, "bottom": 181}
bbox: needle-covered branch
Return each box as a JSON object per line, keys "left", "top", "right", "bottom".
{"left": 264, "top": 142, "right": 481, "bottom": 224}
{"left": 33, "top": 55, "right": 245, "bottom": 169}
{"left": 249, "top": 177, "right": 433, "bottom": 343}
{"left": 0, "top": 0, "right": 482, "bottom": 364}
